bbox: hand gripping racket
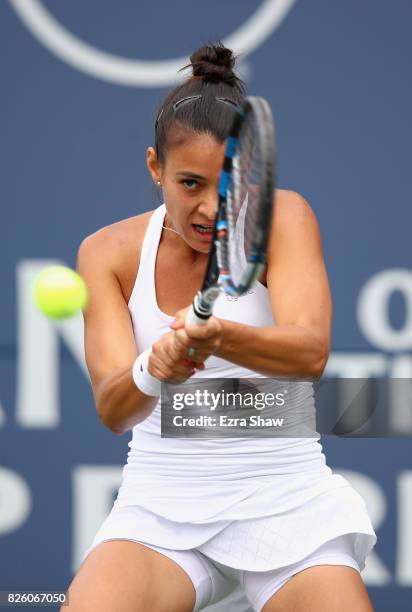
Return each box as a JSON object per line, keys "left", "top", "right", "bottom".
{"left": 186, "top": 96, "right": 276, "bottom": 327}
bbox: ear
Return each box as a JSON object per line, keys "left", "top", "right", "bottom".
{"left": 146, "top": 147, "right": 161, "bottom": 186}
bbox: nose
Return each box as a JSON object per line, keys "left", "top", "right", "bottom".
{"left": 197, "top": 188, "right": 218, "bottom": 222}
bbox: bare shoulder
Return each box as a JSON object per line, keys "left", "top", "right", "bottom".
{"left": 271, "top": 188, "right": 322, "bottom": 241}
{"left": 274, "top": 189, "right": 319, "bottom": 226}
{"left": 78, "top": 210, "right": 153, "bottom": 261}
{"left": 267, "top": 189, "right": 323, "bottom": 265}
{"left": 77, "top": 210, "right": 154, "bottom": 300}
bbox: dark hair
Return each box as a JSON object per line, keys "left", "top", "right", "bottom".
{"left": 154, "top": 42, "right": 245, "bottom": 164}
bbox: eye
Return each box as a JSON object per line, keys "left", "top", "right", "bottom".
{"left": 181, "top": 179, "right": 199, "bottom": 190}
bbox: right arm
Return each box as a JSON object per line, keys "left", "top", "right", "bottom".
{"left": 77, "top": 227, "right": 206, "bottom": 435}
{"left": 77, "top": 230, "right": 158, "bottom": 435}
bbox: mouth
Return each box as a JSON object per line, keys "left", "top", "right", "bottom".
{"left": 192, "top": 223, "right": 214, "bottom": 240}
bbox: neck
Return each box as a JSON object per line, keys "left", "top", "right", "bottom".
{"left": 160, "top": 219, "right": 210, "bottom": 264}
{"left": 162, "top": 224, "right": 180, "bottom": 236}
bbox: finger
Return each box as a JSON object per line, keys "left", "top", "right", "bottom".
{"left": 151, "top": 348, "right": 192, "bottom": 376}
{"left": 181, "top": 357, "right": 197, "bottom": 367}
{"left": 162, "top": 353, "right": 195, "bottom": 375}
{"left": 153, "top": 363, "right": 194, "bottom": 381}
{"left": 168, "top": 363, "right": 197, "bottom": 380}
{"left": 174, "top": 340, "right": 194, "bottom": 363}
{"left": 148, "top": 363, "right": 170, "bottom": 381}
{"left": 172, "top": 365, "right": 196, "bottom": 377}
{"left": 182, "top": 358, "right": 206, "bottom": 370}
{"left": 170, "top": 306, "right": 191, "bottom": 330}
{"left": 192, "top": 355, "right": 209, "bottom": 365}
{"left": 174, "top": 331, "right": 215, "bottom": 352}
{"left": 174, "top": 328, "right": 191, "bottom": 348}
{"left": 185, "top": 322, "right": 219, "bottom": 340}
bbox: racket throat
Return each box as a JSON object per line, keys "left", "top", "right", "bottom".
{"left": 193, "top": 289, "right": 220, "bottom": 320}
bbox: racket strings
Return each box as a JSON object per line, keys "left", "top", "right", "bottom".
{"left": 227, "top": 112, "right": 265, "bottom": 286}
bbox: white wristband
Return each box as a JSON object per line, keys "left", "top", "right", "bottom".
{"left": 132, "top": 349, "right": 161, "bottom": 397}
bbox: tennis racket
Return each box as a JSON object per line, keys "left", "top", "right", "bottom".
{"left": 186, "top": 96, "right": 276, "bottom": 327}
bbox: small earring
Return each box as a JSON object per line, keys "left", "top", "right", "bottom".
{"left": 157, "top": 180, "right": 161, "bottom": 186}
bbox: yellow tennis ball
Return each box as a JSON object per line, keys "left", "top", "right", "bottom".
{"left": 32, "top": 266, "right": 88, "bottom": 320}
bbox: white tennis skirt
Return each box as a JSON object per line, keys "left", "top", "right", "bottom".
{"left": 82, "top": 484, "right": 376, "bottom": 573}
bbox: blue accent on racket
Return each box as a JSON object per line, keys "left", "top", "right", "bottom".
{"left": 226, "top": 136, "right": 237, "bottom": 159}
{"left": 216, "top": 220, "right": 228, "bottom": 230}
{"left": 218, "top": 170, "right": 230, "bottom": 198}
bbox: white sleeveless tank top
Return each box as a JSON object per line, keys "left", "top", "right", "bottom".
{"left": 115, "top": 204, "right": 350, "bottom": 522}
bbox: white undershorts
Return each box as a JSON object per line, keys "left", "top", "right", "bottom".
{"left": 134, "top": 532, "right": 360, "bottom": 611}
{"left": 83, "top": 507, "right": 363, "bottom": 612}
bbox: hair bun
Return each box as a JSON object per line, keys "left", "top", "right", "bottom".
{"left": 189, "top": 43, "right": 237, "bottom": 84}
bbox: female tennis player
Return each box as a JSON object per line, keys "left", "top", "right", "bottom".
{"left": 64, "top": 43, "right": 376, "bottom": 612}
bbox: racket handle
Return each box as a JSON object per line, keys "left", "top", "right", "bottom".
{"left": 186, "top": 289, "right": 220, "bottom": 326}
{"left": 186, "top": 292, "right": 215, "bottom": 326}
{"left": 186, "top": 303, "right": 209, "bottom": 326}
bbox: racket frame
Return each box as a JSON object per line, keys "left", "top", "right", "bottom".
{"left": 187, "top": 96, "right": 276, "bottom": 326}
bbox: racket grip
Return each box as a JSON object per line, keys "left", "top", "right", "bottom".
{"left": 186, "top": 304, "right": 208, "bottom": 326}
{"left": 186, "top": 289, "right": 219, "bottom": 326}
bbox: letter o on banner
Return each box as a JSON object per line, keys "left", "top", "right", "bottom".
{"left": 8, "top": 0, "right": 296, "bottom": 86}
{"left": 357, "top": 269, "right": 412, "bottom": 351}
{"left": 0, "top": 467, "right": 32, "bottom": 534}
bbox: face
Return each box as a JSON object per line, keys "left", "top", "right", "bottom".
{"left": 147, "top": 132, "right": 226, "bottom": 254}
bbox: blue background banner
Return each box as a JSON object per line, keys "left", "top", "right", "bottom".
{"left": 1, "top": 1, "right": 411, "bottom": 610}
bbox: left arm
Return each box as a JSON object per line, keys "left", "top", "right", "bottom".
{"left": 215, "top": 190, "right": 332, "bottom": 378}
